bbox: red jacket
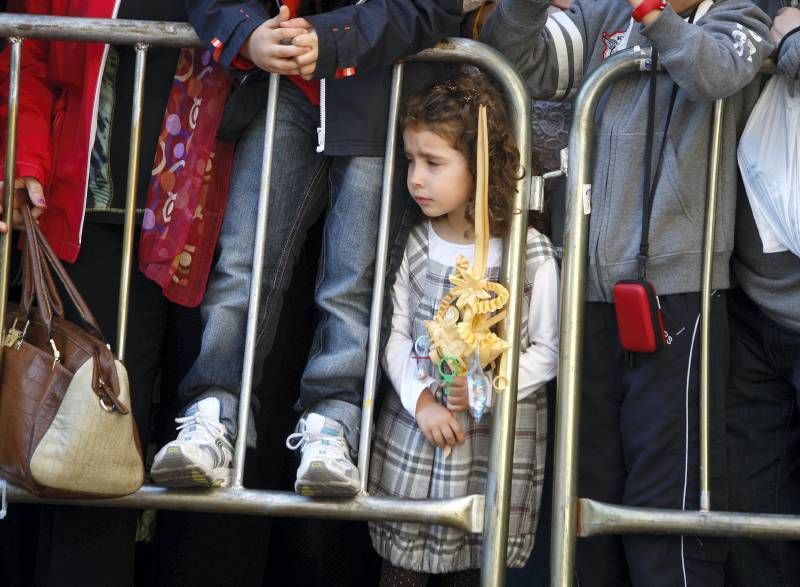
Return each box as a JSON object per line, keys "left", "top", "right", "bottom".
{"left": 0, "top": 0, "right": 120, "bottom": 262}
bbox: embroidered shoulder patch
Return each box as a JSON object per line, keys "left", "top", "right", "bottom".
{"left": 601, "top": 30, "right": 626, "bottom": 59}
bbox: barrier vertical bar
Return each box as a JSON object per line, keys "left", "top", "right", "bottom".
{"left": 550, "top": 50, "right": 649, "bottom": 587}
{"left": 699, "top": 99, "right": 725, "bottom": 512}
{"left": 0, "top": 38, "right": 22, "bottom": 373}
{"left": 480, "top": 63, "right": 532, "bottom": 587}
{"left": 116, "top": 43, "right": 148, "bottom": 361}
{"left": 357, "top": 62, "right": 404, "bottom": 491}
{"left": 232, "top": 73, "right": 281, "bottom": 488}
{"left": 409, "top": 37, "right": 537, "bottom": 587}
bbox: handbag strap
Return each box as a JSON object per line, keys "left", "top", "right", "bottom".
{"left": 33, "top": 225, "right": 105, "bottom": 340}
{"left": 21, "top": 204, "right": 55, "bottom": 333}
{"left": 20, "top": 205, "right": 105, "bottom": 340}
{"left": 21, "top": 232, "right": 64, "bottom": 320}
{"left": 638, "top": 7, "right": 705, "bottom": 279}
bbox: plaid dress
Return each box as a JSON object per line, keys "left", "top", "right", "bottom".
{"left": 369, "top": 222, "right": 556, "bottom": 573}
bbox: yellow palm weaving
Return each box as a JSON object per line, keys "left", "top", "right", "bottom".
{"left": 424, "top": 105, "right": 510, "bottom": 381}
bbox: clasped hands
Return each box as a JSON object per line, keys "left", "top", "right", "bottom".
{"left": 239, "top": 5, "right": 320, "bottom": 81}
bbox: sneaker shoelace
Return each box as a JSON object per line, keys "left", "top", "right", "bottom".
{"left": 175, "top": 413, "right": 228, "bottom": 444}
{"left": 285, "top": 419, "right": 348, "bottom": 453}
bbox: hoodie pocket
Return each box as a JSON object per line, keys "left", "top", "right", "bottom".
{"left": 599, "top": 131, "right": 705, "bottom": 272}
{"left": 598, "top": 132, "right": 650, "bottom": 273}
{"left": 660, "top": 138, "right": 701, "bottom": 223}
{"left": 649, "top": 137, "right": 705, "bottom": 257}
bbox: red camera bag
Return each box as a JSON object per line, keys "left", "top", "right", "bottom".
{"left": 613, "top": 279, "right": 666, "bottom": 353}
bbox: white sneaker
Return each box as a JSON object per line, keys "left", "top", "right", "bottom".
{"left": 151, "top": 397, "right": 234, "bottom": 488}
{"left": 286, "top": 413, "right": 360, "bottom": 497}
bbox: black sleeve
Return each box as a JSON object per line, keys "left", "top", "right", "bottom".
{"left": 306, "top": 0, "right": 463, "bottom": 79}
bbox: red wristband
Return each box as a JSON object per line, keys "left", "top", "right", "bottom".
{"left": 632, "top": 0, "right": 667, "bottom": 22}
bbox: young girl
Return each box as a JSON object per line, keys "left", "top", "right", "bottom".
{"left": 368, "top": 73, "right": 560, "bottom": 584}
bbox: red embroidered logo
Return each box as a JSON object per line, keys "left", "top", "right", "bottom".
{"left": 601, "top": 30, "right": 626, "bottom": 59}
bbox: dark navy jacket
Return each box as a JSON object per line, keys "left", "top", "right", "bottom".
{"left": 187, "top": 0, "right": 463, "bottom": 156}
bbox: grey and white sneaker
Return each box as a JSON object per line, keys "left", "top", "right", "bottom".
{"left": 151, "top": 397, "right": 234, "bottom": 488}
{"left": 286, "top": 413, "right": 360, "bottom": 497}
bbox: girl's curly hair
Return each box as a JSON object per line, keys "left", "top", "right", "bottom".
{"left": 401, "top": 72, "right": 521, "bottom": 238}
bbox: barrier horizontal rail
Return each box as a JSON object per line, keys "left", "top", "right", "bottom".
{"left": 6, "top": 484, "right": 484, "bottom": 532}
{"left": 579, "top": 499, "right": 800, "bottom": 541}
{"left": 0, "top": 13, "right": 199, "bottom": 46}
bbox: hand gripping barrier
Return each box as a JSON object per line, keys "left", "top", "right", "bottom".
{"left": 550, "top": 48, "right": 791, "bottom": 587}
{"left": 0, "top": 14, "right": 539, "bottom": 586}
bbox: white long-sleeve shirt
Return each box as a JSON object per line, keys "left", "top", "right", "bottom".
{"left": 383, "top": 222, "right": 560, "bottom": 418}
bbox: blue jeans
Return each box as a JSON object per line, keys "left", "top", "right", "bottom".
{"left": 726, "top": 288, "right": 800, "bottom": 586}
{"left": 179, "top": 78, "right": 384, "bottom": 452}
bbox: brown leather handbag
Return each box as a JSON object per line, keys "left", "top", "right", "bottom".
{"left": 0, "top": 205, "right": 144, "bottom": 498}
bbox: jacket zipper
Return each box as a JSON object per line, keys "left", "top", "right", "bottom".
{"left": 590, "top": 17, "right": 637, "bottom": 301}
{"left": 595, "top": 98, "right": 624, "bottom": 301}
{"left": 589, "top": 126, "right": 615, "bottom": 301}
{"left": 316, "top": 78, "right": 326, "bottom": 153}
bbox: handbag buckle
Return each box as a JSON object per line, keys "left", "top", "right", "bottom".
{"left": 98, "top": 395, "right": 116, "bottom": 413}
{"left": 97, "top": 378, "right": 117, "bottom": 413}
{"left": 3, "top": 319, "right": 29, "bottom": 350}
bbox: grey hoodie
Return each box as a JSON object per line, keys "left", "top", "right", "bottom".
{"left": 482, "top": 0, "right": 773, "bottom": 301}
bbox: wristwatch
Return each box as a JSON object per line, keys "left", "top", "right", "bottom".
{"left": 632, "top": 0, "right": 667, "bottom": 22}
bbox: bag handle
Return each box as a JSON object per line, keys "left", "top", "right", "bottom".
{"left": 33, "top": 225, "right": 105, "bottom": 340}
{"left": 20, "top": 204, "right": 56, "bottom": 333}
{"left": 20, "top": 205, "right": 105, "bottom": 340}
{"left": 21, "top": 232, "right": 64, "bottom": 320}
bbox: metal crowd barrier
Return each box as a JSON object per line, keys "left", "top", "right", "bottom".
{"left": 551, "top": 48, "right": 792, "bottom": 586}
{"left": 0, "top": 14, "right": 538, "bottom": 587}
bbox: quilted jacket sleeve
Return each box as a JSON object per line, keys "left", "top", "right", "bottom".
{"left": 0, "top": 0, "right": 58, "bottom": 187}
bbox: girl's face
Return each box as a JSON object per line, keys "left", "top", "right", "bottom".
{"left": 403, "top": 127, "right": 473, "bottom": 221}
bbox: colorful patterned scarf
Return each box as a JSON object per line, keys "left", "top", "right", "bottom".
{"left": 139, "top": 48, "right": 234, "bottom": 307}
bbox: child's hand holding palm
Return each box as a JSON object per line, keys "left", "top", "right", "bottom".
{"left": 445, "top": 376, "right": 469, "bottom": 413}
{"left": 416, "top": 389, "right": 465, "bottom": 449}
